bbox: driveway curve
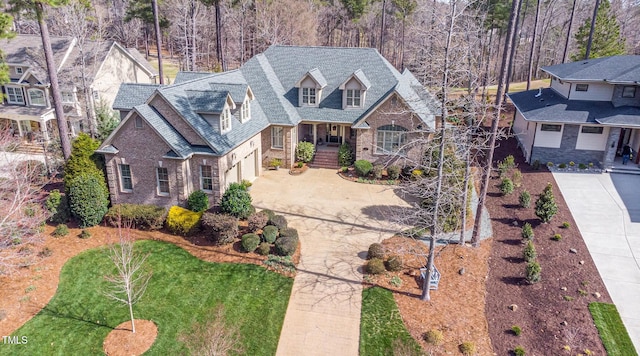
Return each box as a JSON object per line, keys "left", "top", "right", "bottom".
{"left": 250, "top": 168, "right": 411, "bottom": 356}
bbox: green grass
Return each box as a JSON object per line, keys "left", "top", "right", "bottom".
{"left": 360, "top": 287, "right": 422, "bottom": 356}
{"left": 589, "top": 302, "right": 638, "bottom": 356}
{"left": 0, "top": 240, "right": 293, "bottom": 355}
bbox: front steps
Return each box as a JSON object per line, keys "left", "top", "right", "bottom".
{"left": 309, "top": 150, "right": 340, "bottom": 169}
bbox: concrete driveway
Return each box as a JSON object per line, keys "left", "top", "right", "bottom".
{"left": 250, "top": 168, "right": 411, "bottom": 356}
{"left": 554, "top": 173, "right": 640, "bottom": 351}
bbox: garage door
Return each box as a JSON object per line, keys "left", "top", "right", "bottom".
{"left": 242, "top": 150, "right": 257, "bottom": 181}
{"left": 225, "top": 163, "right": 239, "bottom": 187}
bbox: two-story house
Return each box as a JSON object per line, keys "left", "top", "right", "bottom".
{"left": 0, "top": 34, "right": 158, "bottom": 144}
{"left": 97, "top": 45, "right": 440, "bottom": 208}
{"left": 508, "top": 55, "right": 640, "bottom": 169}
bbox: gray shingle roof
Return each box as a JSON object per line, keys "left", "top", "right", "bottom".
{"left": 133, "top": 104, "right": 197, "bottom": 158}
{"left": 351, "top": 69, "right": 371, "bottom": 89}
{"left": 174, "top": 71, "right": 216, "bottom": 83}
{"left": 186, "top": 90, "right": 229, "bottom": 113}
{"left": 305, "top": 68, "right": 328, "bottom": 88}
{"left": 113, "top": 83, "right": 161, "bottom": 110}
{"left": 542, "top": 55, "right": 640, "bottom": 83}
{"left": 508, "top": 88, "right": 640, "bottom": 127}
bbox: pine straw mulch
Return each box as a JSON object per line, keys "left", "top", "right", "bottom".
{"left": 103, "top": 319, "right": 157, "bottom": 356}
{"left": 0, "top": 222, "right": 300, "bottom": 339}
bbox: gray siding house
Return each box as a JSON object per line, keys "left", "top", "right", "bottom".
{"left": 98, "top": 45, "right": 440, "bottom": 207}
{"left": 508, "top": 55, "right": 640, "bottom": 169}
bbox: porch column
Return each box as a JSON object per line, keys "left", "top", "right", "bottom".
{"left": 40, "top": 119, "right": 49, "bottom": 141}
{"left": 16, "top": 120, "right": 23, "bottom": 137}
{"left": 340, "top": 125, "right": 345, "bottom": 144}
{"left": 313, "top": 123, "right": 318, "bottom": 146}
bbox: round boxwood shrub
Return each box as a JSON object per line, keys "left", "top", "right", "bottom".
{"left": 367, "top": 243, "right": 385, "bottom": 260}
{"left": 459, "top": 341, "right": 476, "bottom": 356}
{"left": 261, "top": 209, "right": 276, "bottom": 221}
{"left": 423, "top": 329, "right": 443, "bottom": 345}
{"left": 262, "top": 225, "right": 278, "bottom": 243}
{"left": 52, "top": 224, "right": 69, "bottom": 237}
{"left": 278, "top": 227, "right": 298, "bottom": 239}
{"left": 268, "top": 214, "right": 288, "bottom": 230}
{"left": 295, "top": 141, "right": 315, "bottom": 163}
{"left": 200, "top": 212, "right": 238, "bottom": 245}
{"left": 241, "top": 233, "right": 260, "bottom": 252}
{"left": 385, "top": 255, "right": 403, "bottom": 272}
{"left": 354, "top": 159, "right": 373, "bottom": 177}
{"left": 187, "top": 190, "right": 209, "bottom": 212}
{"left": 67, "top": 172, "right": 109, "bottom": 228}
{"left": 256, "top": 242, "right": 271, "bottom": 256}
{"left": 386, "top": 165, "right": 401, "bottom": 180}
{"left": 220, "top": 183, "right": 253, "bottom": 219}
{"left": 248, "top": 211, "right": 269, "bottom": 231}
{"left": 366, "top": 258, "right": 385, "bottom": 274}
{"left": 275, "top": 235, "right": 298, "bottom": 256}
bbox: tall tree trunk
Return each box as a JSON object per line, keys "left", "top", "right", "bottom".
{"left": 526, "top": 0, "right": 542, "bottom": 90}
{"left": 472, "top": 0, "right": 522, "bottom": 246}
{"left": 190, "top": 0, "right": 197, "bottom": 71}
{"left": 379, "top": 0, "right": 386, "bottom": 55}
{"left": 585, "top": 0, "right": 600, "bottom": 59}
{"left": 562, "top": 0, "right": 577, "bottom": 63}
{"left": 215, "top": 0, "right": 226, "bottom": 71}
{"left": 36, "top": 3, "right": 71, "bottom": 160}
{"left": 152, "top": 0, "right": 164, "bottom": 84}
{"left": 505, "top": 0, "right": 523, "bottom": 93}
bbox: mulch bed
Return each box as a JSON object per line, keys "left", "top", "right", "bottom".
{"left": 483, "top": 134, "right": 612, "bottom": 355}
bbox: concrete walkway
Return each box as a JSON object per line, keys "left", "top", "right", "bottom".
{"left": 554, "top": 172, "right": 640, "bottom": 351}
{"left": 250, "top": 168, "right": 411, "bottom": 356}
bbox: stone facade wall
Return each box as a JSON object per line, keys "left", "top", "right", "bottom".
{"left": 611, "top": 85, "right": 640, "bottom": 108}
{"left": 149, "top": 96, "right": 208, "bottom": 146}
{"left": 530, "top": 124, "right": 607, "bottom": 167}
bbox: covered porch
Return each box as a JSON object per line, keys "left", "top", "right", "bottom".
{"left": 0, "top": 106, "right": 57, "bottom": 143}
{"left": 298, "top": 122, "right": 353, "bottom": 147}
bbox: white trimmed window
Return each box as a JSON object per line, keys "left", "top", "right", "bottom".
{"left": 200, "top": 165, "right": 213, "bottom": 191}
{"left": 156, "top": 167, "right": 169, "bottom": 195}
{"left": 581, "top": 126, "right": 603, "bottom": 134}
{"left": 221, "top": 106, "right": 231, "bottom": 133}
{"left": 376, "top": 125, "right": 407, "bottom": 154}
{"left": 119, "top": 164, "right": 133, "bottom": 191}
{"left": 15, "top": 67, "right": 23, "bottom": 74}
{"left": 271, "top": 126, "right": 284, "bottom": 149}
{"left": 540, "top": 124, "right": 562, "bottom": 132}
{"left": 575, "top": 84, "right": 589, "bottom": 92}
{"left": 28, "top": 89, "right": 46, "bottom": 106}
{"left": 61, "top": 92, "right": 75, "bottom": 103}
{"left": 6, "top": 87, "right": 25, "bottom": 104}
{"left": 346, "top": 89, "right": 361, "bottom": 107}
{"left": 241, "top": 99, "right": 251, "bottom": 122}
{"left": 302, "top": 88, "right": 316, "bottom": 105}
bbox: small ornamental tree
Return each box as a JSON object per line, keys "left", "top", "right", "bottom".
{"left": 295, "top": 141, "right": 315, "bottom": 163}
{"left": 68, "top": 172, "right": 109, "bottom": 228}
{"left": 220, "top": 183, "right": 253, "bottom": 219}
{"left": 519, "top": 190, "right": 531, "bottom": 208}
{"left": 535, "top": 183, "right": 558, "bottom": 223}
{"left": 63, "top": 133, "right": 104, "bottom": 191}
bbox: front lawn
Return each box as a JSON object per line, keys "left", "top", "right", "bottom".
{"left": 0, "top": 240, "right": 293, "bottom": 355}
{"left": 589, "top": 302, "right": 638, "bottom": 355}
{"left": 359, "top": 287, "right": 422, "bottom": 356}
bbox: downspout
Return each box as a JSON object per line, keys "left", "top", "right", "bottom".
{"left": 530, "top": 122, "right": 538, "bottom": 163}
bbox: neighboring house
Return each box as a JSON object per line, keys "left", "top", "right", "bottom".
{"left": 508, "top": 55, "right": 640, "bottom": 169}
{"left": 98, "top": 45, "right": 440, "bottom": 207}
{"left": 0, "top": 34, "right": 158, "bottom": 143}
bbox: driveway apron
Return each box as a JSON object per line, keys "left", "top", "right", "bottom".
{"left": 250, "top": 169, "right": 411, "bottom": 356}
{"left": 554, "top": 173, "right": 640, "bottom": 350}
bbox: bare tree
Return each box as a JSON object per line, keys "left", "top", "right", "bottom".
{"left": 103, "top": 228, "right": 152, "bottom": 333}
{"left": 179, "top": 305, "right": 244, "bottom": 356}
{"left": 152, "top": 0, "right": 165, "bottom": 83}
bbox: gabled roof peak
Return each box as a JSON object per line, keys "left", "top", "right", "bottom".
{"left": 295, "top": 67, "right": 328, "bottom": 88}
{"left": 339, "top": 69, "right": 371, "bottom": 90}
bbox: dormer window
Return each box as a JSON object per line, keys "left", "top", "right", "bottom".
{"left": 302, "top": 88, "right": 317, "bottom": 105}
{"left": 221, "top": 106, "right": 232, "bottom": 133}
{"left": 340, "top": 69, "right": 370, "bottom": 109}
{"left": 241, "top": 98, "right": 251, "bottom": 122}
{"left": 28, "top": 89, "right": 46, "bottom": 106}
{"left": 295, "top": 68, "right": 327, "bottom": 107}
{"left": 5, "top": 87, "right": 25, "bottom": 105}
{"left": 15, "top": 67, "right": 23, "bottom": 74}
{"left": 346, "top": 89, "right": 361, "bottom": 107}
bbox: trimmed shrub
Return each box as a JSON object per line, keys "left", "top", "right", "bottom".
{"left": 278, "top": 227, "right": 298, "bottom": 239}
{"left": 338, "top": 143, "right": 353, "bottom": 167}
{"left": 558, "top": 163, "right": 567, "bottom": 169}
{"left": 372, "top": 165, "right": 384, "bottom": 179}
{"left": 79, "top": 230, "right": 91, "bottom": 239}
{"left": 514, "top": 346, "right": 526, "bottom": 356}
{"left": 45, "top": 189, "right": 70, "bottom": 224}
{"left": 523, "top": 240, "right": 537, "bottom": 262}
{"left": 561, "top": 221, "right": 570, "bottom": 229}
{"left": 521, "top": 222, "right": 534, "bottom": 240}
{"left": 387, "top": 165, "right": 401, "bottom": 180}
{"left": 187, "top": 190, "right": 209, "bottom": 212}
{"left": 498, "top": 155, "right": 516, "bottom": 176}
{"left": 200, "top": 213, "right": 238, "bottom": 245}
{"left": 262, "top": 225, "right": 278, "bottom": 243}
{"left": 354, "top": 160, "right": 373, "bottom": 177}
{"left": 500, "top": 178, "right": 514, "bottom": 195}
{"left": 220, "top": 183, "right": 253, "bottom": 219}
{"left": 367, "top": 243, "right": 385, "bottom": 260}
{"left": 256, "top": 242, "right": 271, "bottom": 256}
{"left": 423, "top": 329, "right": 443, "bottom": 345}
{"left": 295, "top": 141, "right": 315, "bottom": 163}
{"left": 535, "top": 183, "right": 558, "bottom": 223}
{"left": 166, "top": 206, "right": 203, "bottom": 236}
{"left": 459, "top": 341, "right": 476, "bottom": 356}
{"left": 385, "top": 255, "right": 403, "bottom": 272}
{"left": 275, "top": 235, "right": 298, "bottom": 256}
{"left": 52, "top": 224, "right": 69, "bottom": 237}
{"left": 511, "top": 325, "right": 522, "bottom": 336}
{"left": 366, "top": 258, "right": 385, "bottom": 274}
{"left": 247, "top": 211, "right": 269, "bottom": 232}
{"left": 526, "top": 261, "right": 541, "bottom": 283}
{"left": 67, "top": 172, "right": 109, "bottom": 228}
{"left": 268, "top": 214, "right": 288, "bottom": 230}
{"left": 104, "top": 204, "right": 167, "bottom": 230}
{"left": 261, "top": 209, "right": 276, "bottom": 221}
{"left": 512, "top": 169, "right": 523, "bottom": 187}
{"left": 519, "top": 190, "right": 531, "bottom": 208}
{"left": 241, "top": 233, "right": 260, "bottom": 252}
{"left": 551, "top": 233, "right": 562, "bottom": 241}
{"left": 63, "top": 133, "right": 104, "bottom": 191}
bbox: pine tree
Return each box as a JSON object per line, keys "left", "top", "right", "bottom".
{"left": 535, "top": 183, "right": 558, "bottom": 223}
{"left": 571, "top": 0, "right": 625, "bottom": 61}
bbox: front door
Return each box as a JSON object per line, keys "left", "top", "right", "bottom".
{"left": 328, "top": 124, "right": 340, "bottom": 143}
